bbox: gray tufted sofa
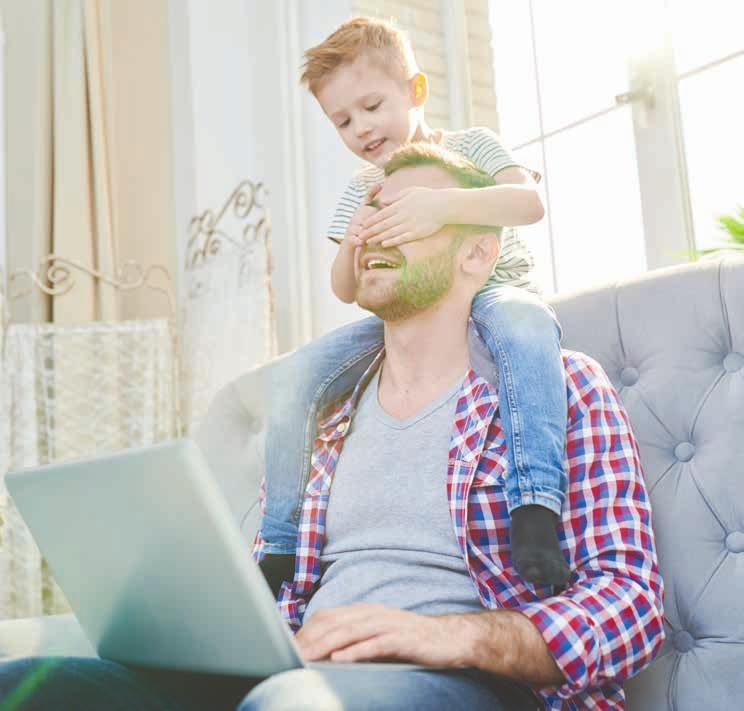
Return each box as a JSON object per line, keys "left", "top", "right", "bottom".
{"left": 1, "top": 257, "right": 742, "bottom": 709}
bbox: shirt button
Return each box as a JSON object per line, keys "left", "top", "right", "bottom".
{"left": 336, "top": 421, "right": 348, "bottom": 434}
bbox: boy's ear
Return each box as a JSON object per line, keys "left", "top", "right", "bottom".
{"left": 410, "top": 72, "right": 429, "bottom": 107}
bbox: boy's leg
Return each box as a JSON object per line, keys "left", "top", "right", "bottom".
{"left": 471, "top": 285, "right": 570, "bottom": 586}
{"left": 260, "top": 317, "right": 384, "bottom": 554}
{"left": 237, "top": 667, "right": 543, "bottom": 711}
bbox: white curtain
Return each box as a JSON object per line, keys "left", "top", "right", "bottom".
{"left": 51, "top": 0, "right": 118, "bottom": 324}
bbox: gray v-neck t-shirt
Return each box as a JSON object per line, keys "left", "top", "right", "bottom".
{"left": 304, "top": 366, "right": 485, "bottom": 621}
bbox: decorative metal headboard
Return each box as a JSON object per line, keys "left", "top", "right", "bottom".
{"left": 186, "top": 178, "right": 272, "bottom": 271}
{"left": 6, "top": 255, "right": 176, "bottom": 324}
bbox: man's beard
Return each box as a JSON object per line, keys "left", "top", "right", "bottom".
{"left": 355, "top": 242, "right": 459, "bottom": 322}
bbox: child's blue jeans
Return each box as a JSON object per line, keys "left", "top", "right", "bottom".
{"left": 260, "top": 284, "right": 567, "bottom": 555}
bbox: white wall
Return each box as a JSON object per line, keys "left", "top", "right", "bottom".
{"left": 170, "top": 0, "right": 369, "bottom": 353}
{"left": 295, "top": 0, "right": 369, "bottom": 340}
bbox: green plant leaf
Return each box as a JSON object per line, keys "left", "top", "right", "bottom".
{"left": 717, "top": 214, "right": 744, "bottom": 242}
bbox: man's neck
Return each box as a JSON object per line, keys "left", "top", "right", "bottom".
{"left": 377, "top": 298, "right": 470, "bottom": 420}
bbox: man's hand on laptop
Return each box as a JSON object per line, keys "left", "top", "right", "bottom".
{"left": 296, "top": 603, "right": 565, "bottom": 687}
{"left": 295, "top": 604, "right": 473, "bottom": 667}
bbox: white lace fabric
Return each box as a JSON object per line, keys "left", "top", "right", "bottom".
{"left": 1, "top": 320, "right": 177, "bottom": 618}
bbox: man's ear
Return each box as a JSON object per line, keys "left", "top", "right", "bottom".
{"left": 410, "top": 72, "right": 429, "bottom": 107}
{"left": 461, "top": 233, "right": 501, "bottom": 278}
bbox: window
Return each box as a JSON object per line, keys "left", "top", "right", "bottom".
{"left": 488, "top": 0, "right": 744, "bottom": 294}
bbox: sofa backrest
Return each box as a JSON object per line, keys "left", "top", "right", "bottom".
{"left": 550, "top": 257, "right": 744, "bottom": 709}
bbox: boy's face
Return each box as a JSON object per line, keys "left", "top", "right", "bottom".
{"left": 316, "top": 54, "right": 419, "bottom": 168}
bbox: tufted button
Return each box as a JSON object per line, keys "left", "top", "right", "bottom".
{"left": 620, "top": 367, "right": 639, "bottom": 386}
{"left": 674, "top": 442, "right": 695, "bottom": 462}
{"left": 673, "top": 630, "right": 695, "bottom": 653}
{"left": 725, "top": 531, "right": 744, "bottom": 553}
{"left": 723, "top": 352, "right": 744, "bottom": 373}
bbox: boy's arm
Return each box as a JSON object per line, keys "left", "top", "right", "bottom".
{"left": 331, "top": 239, "right": 359, "bottom": 303}
{"left": 331, "top": 197, "right": 380, "bottom": 303}
{"left": 361, "top": 166, "right": 543, "bottom": 248}
{"left": 445, "top": 166, "right": 544, "bottom": 227}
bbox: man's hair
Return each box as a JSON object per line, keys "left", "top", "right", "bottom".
{"left": 301, "top": 17, "right": 418, "bottom": 95}
{"left": 384, "top": 143, "right": 503, "bottom": 240}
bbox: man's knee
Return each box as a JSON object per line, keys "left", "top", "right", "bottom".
{"left": 237, "top": 669, "right": 344, "bottom": 711}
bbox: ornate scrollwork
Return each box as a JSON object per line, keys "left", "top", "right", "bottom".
{"left": 8, "top": 255, "right": 176, "bottom": 322}
{"left": 185, "top": 179, "right": 272, "bottom": 270}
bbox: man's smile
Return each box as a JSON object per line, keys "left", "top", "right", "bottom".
{"left": 361, "top": 253, "right": 402, "bottom": 270}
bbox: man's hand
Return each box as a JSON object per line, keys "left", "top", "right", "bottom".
{"left": 359, "top": 187, "right": 451, "bottom": 247}
{"left": 296, "top": 604, "right": 472, "bottom": 667}
{"left": 297, "top": 604, "right": 565, "bottom": 688}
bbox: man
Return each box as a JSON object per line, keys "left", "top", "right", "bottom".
{"left": 246, "top": 144, "right": 665, "bottom": 710}
{"left": 0, "top": 144, "right": 663, "bottom": 710}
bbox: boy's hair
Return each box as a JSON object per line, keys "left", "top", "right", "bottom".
{"left": 301, "top": 17, "right": 418, "bottom": 95}
{"left": 384, "top": 143, "right": 503, "bottom": 240}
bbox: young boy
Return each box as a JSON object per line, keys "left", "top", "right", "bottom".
{"left": 259, "top": 17, "right": 570, "bottom": 591}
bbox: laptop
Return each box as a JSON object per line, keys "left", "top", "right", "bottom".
{"left": 5, "top": 439, "right": 425, "bottom": 677}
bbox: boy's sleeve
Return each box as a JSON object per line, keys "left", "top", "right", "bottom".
{"left": 465, "top": 126, "right": 541, "bottom": 182}
{"left": 327, "top": 178, "right": 368, "bottom": 244}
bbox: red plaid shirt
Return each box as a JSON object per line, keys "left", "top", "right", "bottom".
{"left": 253, "top": 349, "right": 665, "bottom": 710}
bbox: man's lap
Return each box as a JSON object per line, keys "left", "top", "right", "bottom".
{"left": 239, "top": 666, "right": 543, "bottom": 711}
{"left": 0, "top": 658, "right": 542, "bottom": 711}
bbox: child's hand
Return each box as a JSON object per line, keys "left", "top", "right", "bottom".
{"left": 359, "top": 187, "right": 450, "bottom": 247}
{"left": 343, "top": 200, "right": 380, "bottom": 248}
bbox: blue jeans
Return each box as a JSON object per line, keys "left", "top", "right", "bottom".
{"left": 0, "top": 657, "right": 543, "bottom": 710}
{"left": 261, "top": 285, "right": 567, "bottom": 554}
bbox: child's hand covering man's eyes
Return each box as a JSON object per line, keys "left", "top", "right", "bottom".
{"left": 360, "top": 186, "right": 450, "bottom": 248}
